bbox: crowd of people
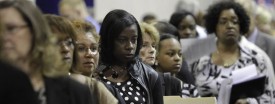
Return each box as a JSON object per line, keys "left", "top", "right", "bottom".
{"left": 1, "top": 0, "right": 275, "bottom": 104}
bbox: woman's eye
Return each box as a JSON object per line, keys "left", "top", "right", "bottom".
{"left": 131, "top": 38, "right": 137, "bottom": 43}
{"left": 232, "top": 20, "right": 239, "bottom": 24}
{"left": 219, "top": 21, "right": 226, "bottom": 25}
{"left": 178, "top": 52, "right": 182, "bottom": 57}
{"left": 167, "top": 52, "right": 174, "bottom": 57}
{"left": 117, "top": 39, "right": 126, "bottom": 43}
{"left": 78, "top": 46, "right": 85, "bottom": 51}
{"left": 90, "top": 47, "right": 98, "bottom": 52}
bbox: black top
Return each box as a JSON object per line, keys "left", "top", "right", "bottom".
{"left": 44, "top": 76, "right": 94, "bottom": 104}
{"left": 102, "top": 76, "right": 146, "bottom": 104}
{"left": 0, "top": 61, "right": 38, "bottom": 104}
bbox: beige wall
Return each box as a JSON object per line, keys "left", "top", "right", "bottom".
{"left": 94, "top": 0, "right": 214, "bottom": 22}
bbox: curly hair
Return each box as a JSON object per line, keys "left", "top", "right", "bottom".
{"left": 140, "top": 22, "right": 159, "bottom": 45}
{"left": 204, "top": 1, "right": 250, "bottom": 35}
{"left": 0, "top": 0, "right": 66, "bottom": 77}
{"left": 99, "top": 9, "right": 142, "bottom": 66}
{"left": 72, "top": 20, "right": 100, "bottom": 43}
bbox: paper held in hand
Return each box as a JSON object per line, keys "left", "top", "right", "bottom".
{"left": 217, "top": 64, "right": 266, "bottom": 104}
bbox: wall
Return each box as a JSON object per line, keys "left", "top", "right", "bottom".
{"left": 94, "top": 0, "right": 214, "bottom": 22}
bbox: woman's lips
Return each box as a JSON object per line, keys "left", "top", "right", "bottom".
{"left": 83, "top": 62, "right": 94, "bottom": 67}
{"left": 125, "top": 54, "right": 134, "bottom": 58}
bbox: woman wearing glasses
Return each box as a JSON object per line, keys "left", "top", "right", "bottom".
{"left": 70, "top": 20, "right": 118, "bottom": 104}
{"left": 0, "top": 1, "right": 92, "bottom": 104}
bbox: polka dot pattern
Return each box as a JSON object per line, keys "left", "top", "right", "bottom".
{"left": 101, "top": 77, "right": 147, "bottom": 103}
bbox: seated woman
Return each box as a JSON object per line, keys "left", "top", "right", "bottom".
{"left": 45, "top": 14, "right": 117, "bottom": 104}
{"left": 156, "top": 33, "right": 199, "bottom": 98}
{"left": 191, "top": 1, "right": 275, "bottom": 103}
{"left": 70, "top": 20, "right": 118, "bottom": 104}
{"left": 153, "top": 21, "right": 196, "bottom": 85}
{"left": 97, "top": 9, "right": 163, "bottom": 104}
{"left": 139, "top": 22, "right": 159, "bottom": 67}
{"left": 0, "top": 1, "right": 92, "bottom": 104}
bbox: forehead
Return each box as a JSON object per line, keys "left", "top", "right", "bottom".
{"left": 181, "top": 15, "right": 195, "bottom": 23}
{"left": 76, "top": 33, "right": 96, "bottom": 44}
{"left": 53, "top": 29, "right": 71, "bottom": 40}
{"left": 159, "top": 38, "right": 181, "bottom": 50}
{"left": 219, "top": 9, "right": 238, "bottom": 19}
{"left": 143, "top": 33, "right": 153, "bottom": 40}
{"left": 118, "top": 24, "right": 138, "bottom": 37}
{"left": 0, "top": 7, "right": 25, "bottom": 23}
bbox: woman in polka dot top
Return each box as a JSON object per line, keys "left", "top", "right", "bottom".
{"left": 96, "top": 9, "right": 164, "bottom": 104}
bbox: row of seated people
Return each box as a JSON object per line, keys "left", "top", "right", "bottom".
{"left": 1, "top": 0, "right": 275, "bottom": 104}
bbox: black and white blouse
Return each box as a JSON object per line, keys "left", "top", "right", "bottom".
{"left": 102, "top": 76, "right": 147, "bottom": 104}
{"left": 191, "top": 44, "right": 275, "bottom": 104}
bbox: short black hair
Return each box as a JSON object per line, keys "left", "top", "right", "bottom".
{"left": 204, "top": 1, "right": 250, "bottom": 35}
{"left": 99, "top": 9, "right": 142, "bottom": 66}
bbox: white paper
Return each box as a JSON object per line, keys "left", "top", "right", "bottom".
{"left": 217, "top": 64, "right": 263, "bottom": 104}
{"left": 180, "top": 35, "right": 216, "bottom": 64}
{"left": 231, "top": 64, "right": 258, "bottom": 84}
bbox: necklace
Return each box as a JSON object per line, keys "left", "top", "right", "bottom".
{"left": 216, "top": 49, "right": 239, "bottom": 67}
{"left": 110, "top": 65, "right": 127, "bottom": 79}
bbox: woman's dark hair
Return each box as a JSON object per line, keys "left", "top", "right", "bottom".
{"left": 169, "top": 10, "right": 197, "bottom": 39}
{"left": 158, "top": 33, "right": 178, "bottom": 51}
{"left": 99, "top": 9, "right": 142, "bottom": 66}
{"left": 204, "top": 1, "right": 250, "bottom": 35}
{"left": 169, "top": 10, "right": 197, "bottom": 29}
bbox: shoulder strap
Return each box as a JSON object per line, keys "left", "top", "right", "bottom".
{"left": 163, "top": 73, "right": 172, "bottom": 95}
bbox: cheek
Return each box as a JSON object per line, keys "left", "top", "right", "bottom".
{"left": 17, "top": 32, "right": 32, "bottom": 56}
{"left": 76, "top": 52, "right": 85, "bottom": 63}
{"left": 139, "top": 48, "right": 146, "bottom": 56}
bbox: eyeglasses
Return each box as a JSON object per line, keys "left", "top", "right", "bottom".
{"left": 4, "top": 24, "right": 28, "bottom": 35}
{"left": 58, "top": 38, "right": 74, "bottom": 48}
{"left": 75, "top": 42, "right": 99, "bottom": 55}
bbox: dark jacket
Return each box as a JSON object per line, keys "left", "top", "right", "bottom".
{"left": 159, "top": 72, "right": 182, "bottom": 96}
{"left": 176, "top": 60, "right": 195, "bottom": 85}
{"left": 0, "top": 61, "right": 37, "bottom": 104}
{"left": 97, "top": 60, "right": 163, "bottom": 104}
{"left": 44, "top": 76, "right": 94, "bottom": 104}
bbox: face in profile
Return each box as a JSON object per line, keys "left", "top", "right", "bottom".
{"left": 178, "top": 15, "right": 197, "bottom": 39}
{"left": 139, "top": 33, "right": 156, "bottom": 66}
{"left": 54, "top": 30, "right": 74, "bottom": 65}
{"left": 216, "top": 8, "right": 240, "bottom": 43}
{"left": 0, "top": 7, "right": 32, "bottom": 63}
{"left": 75, "top": 32, "right": 99, "bottom": 76}
{"left": 113, "top": 24, "right": 138, "bottom": 65}
{"left": 157, "top": 38, "right": 182, "bottom": 73}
